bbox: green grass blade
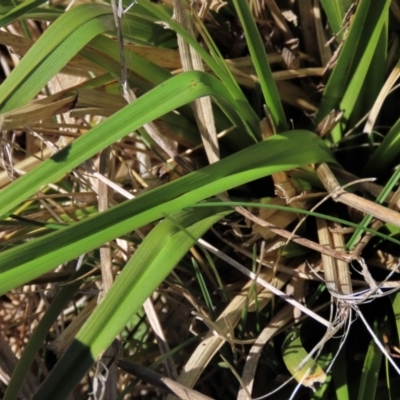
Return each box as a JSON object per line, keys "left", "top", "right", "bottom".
{"left": 136, "top": 0, "right": 261, "bottom": 142}
{"left": 3, "top": 265, "right": 92, "bottom": 400}
{"left": 391, "top": 292, "right": 400, "bottom": 346}
{"left": 0, "top": 71, "right": 245, "bottom": 217}
{"left": 346, "top": 166, "right": 400, "bottom": 250}
{"left": 231, "top": 0, "right": 288, "bottom": 132}
{"left": 120, "top": 7, "right": 177, "bottom": 48}
{"left": 0, "top": 0, "right": 48, "bottom": 28}
{"left": 31, "top": 206, "right": 231, "bottom": 399}
{"left": 0, "top": 4, "right": 115, "bottom": 113}
{"left": 315, "top": 0, "right": 391, "bottom": 129}
{"left": 80, "top": 35, "right": 243, "bottom": 149}
{"left": 193, "top": 259, "right": 215, "bottom": 315}
{"left": 193, "top": 200, "right": 400, "bottom": 248}
{"left": 319, "top": 0, "right": 353, "bottom": 37}
{"left": 332, "top": 341, "right": 350, "bottom": 400}
{"left": 0, "top": 130, "right": 335, "bottom": 295}
{"left": 311, "top": 352, "right": 333, "bottom": 400}
{"left": 364, "top": 116, "right": 400, "bottom": 175}
{"left": 330, "top": 15, "right": 387, "bottom": 140}
{"left": 0, "top": 5, "right": 62, "bottom": 21}
{"left": 282, "top": 328, "right": 326, "bottom": 388}
{"left": 86, "top": 34, "right": 173, "bottom": 88}
{"left": 357, "top": 336, "right": 382, "bottom": 400}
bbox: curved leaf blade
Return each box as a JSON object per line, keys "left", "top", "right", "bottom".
{"left": 364, "top": 117, "right": 400, "bottom": 175}
{"left": 0, "top": 71, "right": 263, "bottom": 218}
{"left": 232, "top": 0, "right": 288, "bottom": 132}
{"left": 282, "top": 328, "right": 326, "bottom": 388}
{"left": 315, "top": 0, "right": 390, "bottom": 126}
{"left": 0, "top": 0, "right": 48, "bottom": 28}
{"left": 0, "top": 4, "right": 115, "bottom": 112}
{"left": 31, "top": 206, "right": 231, "bottom": 399}
{"left": 0, "top": 130, "right": 335, "bottom": 295}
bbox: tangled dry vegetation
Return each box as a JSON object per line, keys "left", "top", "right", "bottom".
{"left": 2, "top": 0, "right": 400, "bottom": 399}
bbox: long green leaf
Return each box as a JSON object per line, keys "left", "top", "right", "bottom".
{"left": 347, "top": 166, "right": 400, "bottom": 250}
{"left": 391, "top": 292, "right": 400, "bottom": 348}
{"left": 0, "top": 71, "right": 254, "bottom": 218}
{"left": 31, "top": 206, "right": 231, "bottom": 399}
{"left": 120, "top": 5, "right": 177, "bottom": 48}
{"left": 315, "top": 0, "right": 390, "bottom": 129}
{"left": 0, "top": 5, "right": 61, "bottom": 21}
{"left": 136, "top": 0, "right": 261, "bottom": 141}
{"left": 231, "top": 0, "right": 288, "bottom": 132}
{"left": 282, "top": 328, "right": 326, "bottom": 388}
{"left": 357, "top": 337, "right": 382, "bottom": 400}
{"left": 0, "top": 130, "right": 335, "bottom": 295}
{"left": 364, "top": 116, "right": 400, "bottom": 175}
{"left": 85, "top": 34, "right": 173, "bottom": 89}
{"left": 0, "top": 4, "right": 115, "bottom": 113}
{"left": 319, "top": 0, "right": 353, "bottom": 37}
{"left": 332, "top": 341, "right": 350, "bottom": 400}
{"left": 0, "top": 0, "right": 48, "bottom": 28}
{"left": 331, "top": 16, "right": 387, "bottom": 139}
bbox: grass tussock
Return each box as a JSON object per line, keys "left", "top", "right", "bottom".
{"left": 1, "top": 0, "right": 400, "bottom": 399}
